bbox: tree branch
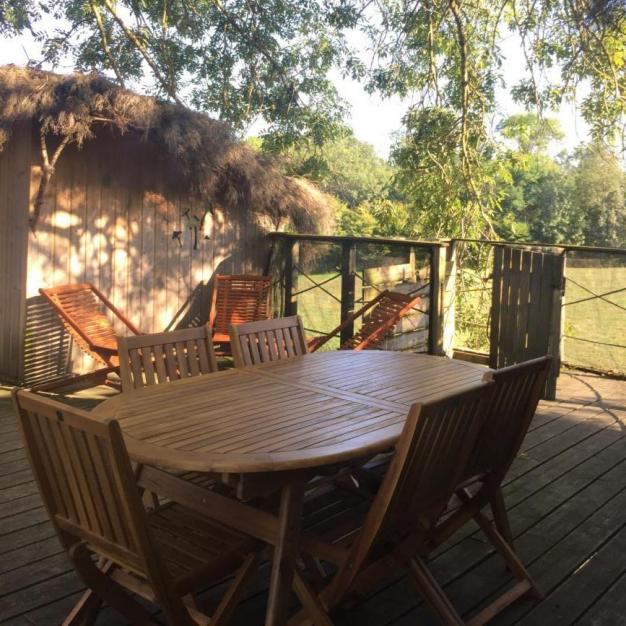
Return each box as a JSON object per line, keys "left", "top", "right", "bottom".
{"left": 101, "top": 0, "right": 185, "bottom": 106}
{"left": 89, "top": 0, "right": 126, "bottom": 86}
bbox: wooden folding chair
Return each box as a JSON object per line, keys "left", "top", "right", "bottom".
{"left": 230, "top": 316, "right": 307, "bottom": 368}
{"left": 295, "top": 378, "right": 543, "bottom": 625}
{"left": 442, "top": 356, "right": 552, "bottom": 551}
{"left": 13, "top": 389, "right": 261, "bottom": 626}
{"left": 308, "top": 290, "right": 424, "bottom": 352}
{"left": 118, "top": 326, "right": 224, "bottom": 500}
{"left": 208, "top": 275, "right": 272, "bottom": 354}
{"left": 39, "top": 283, "right": 141, "bottom": 388}
{"left": 118, "top": 326, "right": 218, "bottom": 391}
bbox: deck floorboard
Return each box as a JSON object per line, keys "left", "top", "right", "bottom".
{"left": 0, "top": 368, "right": 624, "bottom": 625}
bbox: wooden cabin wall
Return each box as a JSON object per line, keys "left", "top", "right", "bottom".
{"left": 24, "top": 125, "right": 267, "bottom": 378}
{"left": 0, "top": 122, "right": 31, "bottom": 383}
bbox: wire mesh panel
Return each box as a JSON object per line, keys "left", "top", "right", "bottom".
{"left": 563, "top": 251, "right": 626, "bottom": 376}
{"left": 292, "top": 241, "right": 343, "bottom": 350}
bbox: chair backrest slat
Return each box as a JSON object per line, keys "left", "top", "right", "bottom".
{"left": 117, "top": 326, "right": 218, "bottom": 390}
{"left": 208, "top": 275, "right": 272, "bottom": 337}
{"left": 230, "top": 316, "right": 308, "bottom": 368}
{"left": 469, "top": 356, "right": 551, "bottom": 482}
{"left": 12, "top": 390, "right": 155, "bottom": 573}
{"left": 326, "top": 381, "right": 493, "bottom": 605}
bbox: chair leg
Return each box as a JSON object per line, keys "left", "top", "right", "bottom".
{"left": 68, "top": 545, "right": 160, "bottom": 625}
{"left": 62, "top": 589, "right": 102, "bottom": 626}
{"left": 299, "top": 552, "right": 327, "bottom": 591}
{"left": 490, "top": 488, "right": 515, "bottom": 549}
{"left": 407, "top": 556, "right": 464, "bottom": 626}
{"left": 292, "top": 570, "right": 333, "bottom": 626}
{"left": 473, "top": 511, "right": 543, "bottom": 600}
{"left": 211, "top": 554, "right": 258, "bottom": 626}
{"left": 64, "top": 558, "right": 116, "bottom": 625}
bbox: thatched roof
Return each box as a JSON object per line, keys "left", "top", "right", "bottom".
{"left": 0, "top": 65, "right": 334, "bottom": 232}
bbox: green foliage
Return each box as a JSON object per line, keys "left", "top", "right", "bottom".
{"left": 493, "top": 114, "right": 625, "bottom": 247}
{"left": 272, "top": 132, "right": 393, "bottom": 209}
{"left": 361, "top": 0, "right": 626, "bottom": 239}
{"left": 390, "top": 106, "right": 501, "bottom": 239}
{"left": 572, "top": 143, "right": 626, "bottom": 247}
{"left": 495, "top": 114, "right": 581, "bottom": 243}
{"left": 2, "top": 1, "right": 625, "bottom": 247}
{"left": 0, "top": 0, "right": 34, "bottom": 35}
{"left": 498, "top": 113, "right": 564, "bottom": 154}
{"left": 3, "top": 0, "right": 357, "bottom": 147}
{"left": 338, "top": 198, "right": 412, "bottom": 238}
{"left": 510, "top": 0, "right": 626, "bottom": 146}
{"left": 336, "top": 110, "right": 626, "bottom": 249}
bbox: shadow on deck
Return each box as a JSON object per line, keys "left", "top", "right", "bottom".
{"left": 0, "top": 368, "right": 625, "bottom": 625}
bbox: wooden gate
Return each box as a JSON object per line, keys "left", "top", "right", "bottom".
{"left": 489, "top": 246, "right": 565, "bottom": 399}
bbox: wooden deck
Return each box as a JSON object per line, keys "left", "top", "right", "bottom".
{"left": 1, "top": 368, "right": 625, "bottom": 625}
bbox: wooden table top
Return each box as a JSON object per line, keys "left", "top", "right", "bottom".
{"left": 93, "top": 351, "right": 487, "bottom": 474}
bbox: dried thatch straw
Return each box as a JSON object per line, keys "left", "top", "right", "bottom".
{"left": 0, "top": 65, "right": 334, "bottom": 233}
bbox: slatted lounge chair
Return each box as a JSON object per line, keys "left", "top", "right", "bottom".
{"left": 230, "top": 316, "right": 307, "bottom": 368}
{"left": 308, "top": 289, "right": 424, "bottom": 352}
{"left": 39, "top": 283, "right": 140, "bottom": 388}
{"left": 12, "top": 389, "right": 261, "bottom": 626}
{"left": 295, "top": 377, "right": 544, "bottom": 625}
{"left": 208, "top": 275, "right": 272, "bottom": 355}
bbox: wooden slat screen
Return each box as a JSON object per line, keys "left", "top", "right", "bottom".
{"left": 489, "top": 246, "right": 564, "bottom": 398}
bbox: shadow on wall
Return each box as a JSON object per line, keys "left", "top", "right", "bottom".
{"left": 20, "top": 255, "right": 260, "bottom": 384}
{"left": 23, "top": 295, "right": 72, "bottom": 386}
{"left": 19, "top": 127, "right": 268, "bottom": 382}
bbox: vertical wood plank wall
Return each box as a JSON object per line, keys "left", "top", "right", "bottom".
{"left": 1, "top": 123, "right": 267, "bottom": 381}
{"left": 0, "top": 122, "right": 31, "bottom": 382}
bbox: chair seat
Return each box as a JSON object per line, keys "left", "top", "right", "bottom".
{"left": 148, "top": 502, "right": 256, "bottom": 593}
{"left": 302, "top": 478, "right": 481, "bottom": 558}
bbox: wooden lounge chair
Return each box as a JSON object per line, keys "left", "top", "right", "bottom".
{"left": 39, "top": 283, "right": 140, "bottom": 388}
{"left": 118, "top": 326, "right": 218, "bottom": 390}
{"left": 230, "top": 316, "right": 307, "bottom": 368}
{"left": 296, "top": 378, "right": 543, "bottom": 626}
{"left": 12, "top": 389, "right": 261, "bottom": 626}
{"left": 208, "top": 274, "right": 272, "bottom": 354}
{"left": 308, "top": 289, "right": 424, "bottom": 352}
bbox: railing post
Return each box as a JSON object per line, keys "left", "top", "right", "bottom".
{"left": 283, "top": 239, "right": 299, "bottom": 317}
{"left": 340, "top": 240, "right": 357, "bottom": 345}
{"left": 428, "top": 243, "right": 448, "bottom": 355}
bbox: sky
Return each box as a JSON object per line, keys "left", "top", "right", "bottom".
{"left": 0, "top": 24, "right": 590, "bottom": 159}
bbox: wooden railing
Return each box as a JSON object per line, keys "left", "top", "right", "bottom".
{"left": 267, "top": 232, "right": 626, "bottom": 380}
{"left": 266, "top": 233, "right": 452, "bottom": 355}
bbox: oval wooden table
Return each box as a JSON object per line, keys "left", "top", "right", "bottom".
{"left": 93, "top": 350, "right": 487, "bottom": 625}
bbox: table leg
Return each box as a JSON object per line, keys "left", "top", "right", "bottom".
{"left": 265, "top": 479, "right": 306, "bottom": 626}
